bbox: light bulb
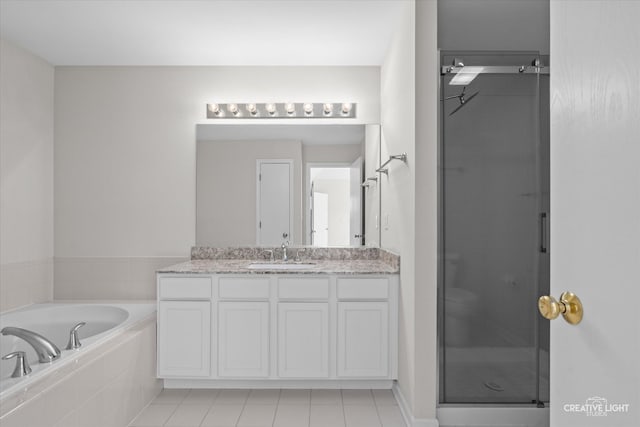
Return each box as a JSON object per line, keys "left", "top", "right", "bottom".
{"left": 266, "top": 103, "right": 277, "bottom": 115}
{"left": 303, "top": 103, "right": 314, "bottom": 115}
{"left": 285, "top": 103, "right": 295, "bottom": 115}
{"left": 227, "top": 103, "right": 239, "bottom": 115}
{"left": 246, "top": 103, "right": 257, "bottom": 115}
{"left": 323, "top": 103, "right": 333, "bottom": 115}
{"left": 207, "top": 104, "right": 222, "bottom": 116}
{"left": 341, "top": 103, "right": 352, "bottom": 115}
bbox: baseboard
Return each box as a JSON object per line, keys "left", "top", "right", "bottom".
{"left": 392, "top": 382, "right": 440, "bottom": 427}
{"left": 437, "top": 406, "right": 549, "bottom": 427}
{"left": 164, "top": 379, "right": 395, "bottom": 389}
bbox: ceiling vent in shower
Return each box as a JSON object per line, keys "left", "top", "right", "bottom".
{"left": 449, "top": 66, "right": 484, "bottom": 85}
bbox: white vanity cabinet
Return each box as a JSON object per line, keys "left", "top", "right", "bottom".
{"left": 336, "top": 278, "right": 390, "bottom": 378}
{"left": 217, "top": 277, "right": 270, "bottom": 377}
{"left": 157, "top": 277, "right": 212, "bottom": 378}
{"left": 156, "top": 273, "right": 398, "bottom": 386}
{"left": 337, "top": 302, "right": 389, "bottom": 377}
{"left": 218, "top": 301, "right": 270, "bottom": 377}
{"left": 278, "top": 302, "right": 330, "bottom": 378}
{"left": 277, "top": 277, "right": 330, "bottom": 378}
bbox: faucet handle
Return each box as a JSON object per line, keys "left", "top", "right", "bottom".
{"left": 2, "top": 351, "right": 32, "bottom": 378}
{"left": 66, "top": 322, "right": 86, "bottom": 350}
{"left": 295, "top": 249, "right": 306, "bottom": 262}
{"left": 262, "top": 249, "right": 274, "bottom": 262}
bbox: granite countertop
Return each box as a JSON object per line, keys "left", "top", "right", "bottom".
{"left": 157, "top": 258, "right": 399, "bottom": 275}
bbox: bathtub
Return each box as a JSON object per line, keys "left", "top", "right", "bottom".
{"left": 0, "top": 302, "right": 156, "bottom": 399}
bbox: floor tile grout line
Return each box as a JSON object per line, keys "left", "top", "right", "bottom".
{"left": 273, "top": 388, "right": 282, "bottom": 426}
{"left": 373, "top": 399, "right": 384, "bottom": 427}
{"left": 160, "top": 401, "right": 180, "bottom": 427}
{"left": 193, "top": 402, "right": 211, "bottom": 427}
{"left": 128, "top": 394, "right": 159, "bottom": 427}
{"left": 340, "top": 390, "right": 348, "bottom": 427}
{"left": 235, "top": 400, "right": 244, "bottom": 427}
{"left": 270, "top": 396, "right": 278, "bottom": 427}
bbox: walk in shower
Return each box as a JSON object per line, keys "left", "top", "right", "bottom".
{"left": 438, "top": 52, "right": 550, "bottom": 412}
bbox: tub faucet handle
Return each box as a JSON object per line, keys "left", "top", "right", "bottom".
{"left": 2, "top": 351, "right": 32, "bottom": 378}
{"left": 1, "top": 327, "right": 61, "bottom": 363}
{"left": 66, "top": 322, "right": 86, "bottom": 350}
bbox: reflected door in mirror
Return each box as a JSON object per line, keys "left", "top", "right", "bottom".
{"left": 257, "top": 160, "right": 292, "bottom": 245}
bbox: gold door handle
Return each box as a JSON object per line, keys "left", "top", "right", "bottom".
{"left": 538, "top": 292, "right": 583, "bottom": 325}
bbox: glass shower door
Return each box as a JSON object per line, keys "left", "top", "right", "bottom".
{"left": 439, "top": 53, "right": 550, "bottom": 404}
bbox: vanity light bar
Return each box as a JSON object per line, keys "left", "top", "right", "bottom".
{"left": 206, "top": 102, "right": 356, "bottom": 119}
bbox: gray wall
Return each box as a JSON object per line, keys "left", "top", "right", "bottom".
{"left": 0, "top": 38, "right": 54, "bottom": 311}
{"left": 196, "top": 140, "right": 303, "bottom": 246}
{"left": 53, "top": 66, "right": 379, "bottom": 299}
{"left": 364, "top": 125, "right": 381, "bottom": 248}
{"left": 438, "top": 0, "right": 550, "bottom": 54}
{"left": 379, "top": 0, "right": 417, "bottom": 415}
{"left": 379, "top": 0, "right": 440, "bottom": 422}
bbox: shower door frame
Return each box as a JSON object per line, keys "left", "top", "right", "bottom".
{"left": 437, "top": 50, "right": 550, "bottom": 411}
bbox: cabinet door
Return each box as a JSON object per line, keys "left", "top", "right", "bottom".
{"left": 218, "top": 302, "right": 270, "bottom": 377}
{"left": 278, "top": 303, "right": 329, "bottom": 378}
{"left": 158, "top": 301, "right": 211, "bottom": 377}
{"left": 337, "top": 302, "right": 389, "bottom": 378}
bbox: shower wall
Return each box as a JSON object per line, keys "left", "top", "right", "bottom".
{"left": 440, "top": 53, "right": 550, "bottom": 404}
{"left": 444, "top": 74, "right": 540, "bottom": 346}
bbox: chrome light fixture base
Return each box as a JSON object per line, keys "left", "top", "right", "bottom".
{"left": 206, "top": 102, "right": 356, "bottom": 119}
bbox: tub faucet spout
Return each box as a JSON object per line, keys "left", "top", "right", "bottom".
{"left": 1, "top": 327, "right": 61, "bottom": 363}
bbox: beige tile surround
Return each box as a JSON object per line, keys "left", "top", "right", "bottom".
{"left": 0, "top": 257, "right": 53, "bottom": 312}
{"left": 54, "top": 256, "right": 187, "bottom": 300}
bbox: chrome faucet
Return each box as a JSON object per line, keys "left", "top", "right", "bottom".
{"left": 295, "top": 248, "right": 306, "bottom": 262}
{"left": 2, "top": 351, "right": 31, "bottom": 378}
{"left": 281, "top": 241, "right": 290, "bottom": 262}
{"left": 66, "top": 322, "right": 86, "bottom": 350}
{"left": 1, "top": 327, "right": 61, "bottom": 363}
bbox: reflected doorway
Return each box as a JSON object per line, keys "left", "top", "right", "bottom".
{"left": 308, "top": 159, "right": 363, "bottom": 246}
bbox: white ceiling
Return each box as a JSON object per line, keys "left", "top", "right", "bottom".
{"left": 0, "top": 0, "right": 405, "bottom": 66}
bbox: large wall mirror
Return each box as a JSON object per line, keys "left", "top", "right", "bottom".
{"left": 196, "top": 124, "right": 381, "bottom": 247}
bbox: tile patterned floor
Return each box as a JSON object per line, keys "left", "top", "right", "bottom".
{"left": 129, "top": 388, "right": 406, "bottom": 427}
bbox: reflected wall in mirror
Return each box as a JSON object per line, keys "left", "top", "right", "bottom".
{"left": 196, "top": 124, "right": 381, "bottom": 247}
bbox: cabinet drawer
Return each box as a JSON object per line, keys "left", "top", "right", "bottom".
{"left": 278, "top": 278, "right": 329, "bottom": 300}
{"left": 337, "top": 278, "right": 389, "bottom": 300}
{"left": 159, "top": 277, "right": 212, "bottom": 300}
{"left": 219, "top": 277, "right": 270, "bottom": 299}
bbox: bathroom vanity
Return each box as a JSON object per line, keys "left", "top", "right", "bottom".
{"left": 156, "top": 248, "right": 399, "bottom": 388}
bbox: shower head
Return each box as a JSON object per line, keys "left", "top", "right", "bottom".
{"left": 445, "top": 86, "right": 480, "bottom": 116}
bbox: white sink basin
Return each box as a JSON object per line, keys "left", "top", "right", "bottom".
{"left": 247, "top": 263, "right": 316, "bottom": 270}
